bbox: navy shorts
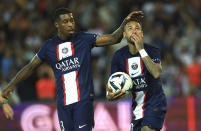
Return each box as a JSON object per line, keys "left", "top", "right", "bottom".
{"left": 130, "top": 109, "right": 166, "bottom": 131}
{"left": 57, "top": 98, "right": 94, "bottom": 131}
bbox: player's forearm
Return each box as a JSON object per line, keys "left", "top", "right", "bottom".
{"left": 2, "top": 55, "right": 42, "bottom": 97}
{"left": 11, "top": 64, "right": 35, "bottom": 86}
{"left": 95, "top": 28, "right": 124, "bottom": 46}
{"left": 95, "top": 20, "right": 127, "bottom": 46}
{"left": 2, "top": 63, "right": 35, "bottom": 97}
{"left": 111, "top": 24, "right": 125, "bottom": 44}
{"left": 142, "top": 56, "right": 162, "bottom": 79}
{"left": 111, "top": 19, "right": 129, "bottom": 44}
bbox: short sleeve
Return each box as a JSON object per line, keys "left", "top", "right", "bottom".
{"left": 147, "top": 47, "right": 161, "bottom": 64}
{"left": 111, "top": 52, "right": 121, "bottom": 74}
{"left": 36, "top": 41, "right": 48, "bottom": 61}
{"left": 83, "top": 33, "right": 98, "bottom": 48}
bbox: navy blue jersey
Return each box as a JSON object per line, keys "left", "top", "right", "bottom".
{"left": 37, "top": 32, "right": 97, "bottom": 106}
{"left": 111, "top": 43, "right": 167, "bottom": 120}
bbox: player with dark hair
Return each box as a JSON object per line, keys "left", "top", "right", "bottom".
{"left": 1, "top": 7, "right": 143, "bottom": 131}
{"left": 106, "top": 19, "right": 167, "bottom": 131}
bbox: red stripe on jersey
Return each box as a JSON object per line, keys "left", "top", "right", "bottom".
{"left": 76, "top": 71, "right": 80, "bottom": 101}
{"left": 56, "top": 45, "right": 60, "bottom": 61}
{"left": 140, "top": 58, "right": 144, "bottom": 75}
{"left": 132, "top": 92, "right": 137, "bottom": 120}
{"left": 142, "top": 91, "right": 146, "bottom": 117}
{"left": 71, "top": 42, "right": 74, "bottom": 56}
{"left": 126, "top": 59, "right": 129, "bottom": 74}
{"left": 62, "top": 75, "right": 66, "bottom": 105}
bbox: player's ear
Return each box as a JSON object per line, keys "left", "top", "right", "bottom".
{"left": 123, "top": 32, "right": 126, "bottom": 38}
{"left": 142, "top": 30, "right": 143, "bottom": 38}
{"left": 55, "top": 22, "right": 59, "bottom": 28}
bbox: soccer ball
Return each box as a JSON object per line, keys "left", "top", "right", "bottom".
{"left": 107, "top": 72, "right": 133, "bottom": 93}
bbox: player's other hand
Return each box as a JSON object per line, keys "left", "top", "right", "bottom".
{"left": 124, "top": 11, "right": 144, "bottom": 22}
{"left": 106, "top": 85, "right": 126, "bottom": 101}
{"left": 130, "top": 33, "right": 144, "bottom": 51}
{"left": 2, "top": 103, "right": 14, "bottom": 120}
{"left": 0, "top": 93, "right": 14, "bottom": 120}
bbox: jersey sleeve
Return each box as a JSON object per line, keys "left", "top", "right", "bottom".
{"left": 36, "top": 41, "right": 48, "bottom": 61}
{"left": 111, "top": 52, "right": 121, "bottom": 74}
{"left": 147, "top": 47, "right": 161, "bottom": 64}
{"left": 83, "top": 33, "right": 98, "bottom": 48}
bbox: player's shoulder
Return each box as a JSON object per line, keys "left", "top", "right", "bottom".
{"left": 144, "top": 43, "right": 160, "bottom": 52}
{"left": 76, "top": 32, "right": 98, "bottom": 44}
{"left": 77, "top": 32, "right": 96, "bottom": 36}
{"left": 44, "top": 36, "right": 58, "bottom": 45}
{"left": 80, "top": 32, "right": 97, "bottom": 38}
{"left": 39, "top": 36, "right": 58, "bottom": 49}
{"left": 82, "top": 32, "right": 97, "bottom": 35}
{"left": 114, "top": 45, "right": 129, "bottom": 56}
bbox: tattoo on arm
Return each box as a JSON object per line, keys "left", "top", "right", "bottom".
{"left": 95, "top": 20, "right": 127, "bottom": 46}
{"left": 111, "top": 24, "right": 125, "bottom": 42}
{"left": 5, "top": 55, "right": 42, "bottom": 90}
{"left": 142, "top": 56, "right": 162, "bottom": 79}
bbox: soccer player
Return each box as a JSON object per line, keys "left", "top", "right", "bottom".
{"left": 1, "top": 7, "right": 143, "bottom": 131}
{"left": 0, "top": 93, "right": 14, "bottom": 120}
{"left": 106, "top": 19, "right": 167, "bottom": 131}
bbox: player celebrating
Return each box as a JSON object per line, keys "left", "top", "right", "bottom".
{"left": 106, "top": 19, "right": 167, "bottom": 131}
{"left": 1, "top": 7, "right": 143, "bottom": 131}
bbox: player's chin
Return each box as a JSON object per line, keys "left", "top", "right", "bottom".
{"left": 68, "top": 30, "right": 75, "bottom": 34}
{"left": 65, "top": 31, "right": 74, "bottom": 36}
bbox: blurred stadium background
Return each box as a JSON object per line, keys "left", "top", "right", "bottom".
{"left": 0, "top": 0, "right": 201, "bottom": 131}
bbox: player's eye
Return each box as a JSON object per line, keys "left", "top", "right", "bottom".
{"left": 70, "top": 19, "right": 74, "bottom": 23}
{"left": 63, "top": 20, "right": 68, "bottom": 23}
{"left": 128, "top": 27, "right": 132, "bottom": 30}
{"left": 135, "top": 26, "right": 140, "bottom": 30}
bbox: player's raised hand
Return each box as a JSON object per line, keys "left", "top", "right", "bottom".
{"left": 124, "top": 11, "right": 144, "bottom": 22}
{"left": 130, "top": 33, "right": 144, "bottom": 51}
{"left": 2, "top": 103, "right": 14, "bottom": 120}
{"left": 106, "top": 85, "right": 126, "bottom": 101}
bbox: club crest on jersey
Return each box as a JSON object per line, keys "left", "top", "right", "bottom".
{"left": 127, "top": 57, "right": 143, "bottom": 78}
{"left": 131, "top": 63, "right": 138, "bottom": 70}
{"left": 57, "top": 42, "right": 74, "bottom": 61}
{"left": 62, "top": 48, "right": 68, "bottom": 54}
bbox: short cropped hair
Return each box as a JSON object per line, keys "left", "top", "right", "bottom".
{"left": 53, "top": 7, "right": 71, "bottom": 22}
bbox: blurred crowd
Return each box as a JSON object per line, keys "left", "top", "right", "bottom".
{"left": 0, "top": 0, "right": 201, "bottom": 104}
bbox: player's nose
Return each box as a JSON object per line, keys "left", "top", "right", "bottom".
{"left": 132, "top": 30, "right": 137, "bottom": 35}
{"left": 67, "top": 21, "right": 74, "bottom": 27}
{"left": 131, "top": 32, "right": 137, "bottom": 37}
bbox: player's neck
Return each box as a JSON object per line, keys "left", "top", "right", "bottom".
{"left": 128, "top": 42, "right": 138, "bottom": 55}
{"left": 57, "top": 32, "right": 72, "bottom": 41}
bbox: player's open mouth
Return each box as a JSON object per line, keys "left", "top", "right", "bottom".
{"left": 67, "top": 30, "right": 75, "bottom": 33}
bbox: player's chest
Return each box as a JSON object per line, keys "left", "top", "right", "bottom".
{"left": 46, "top": 40, "right": 90, "bottom": 64}
{"left": 120, "top": 56, "right": 148, "bottom": 79}
{"left": 123, "top": 56, "right": 149, "bottom": 91}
